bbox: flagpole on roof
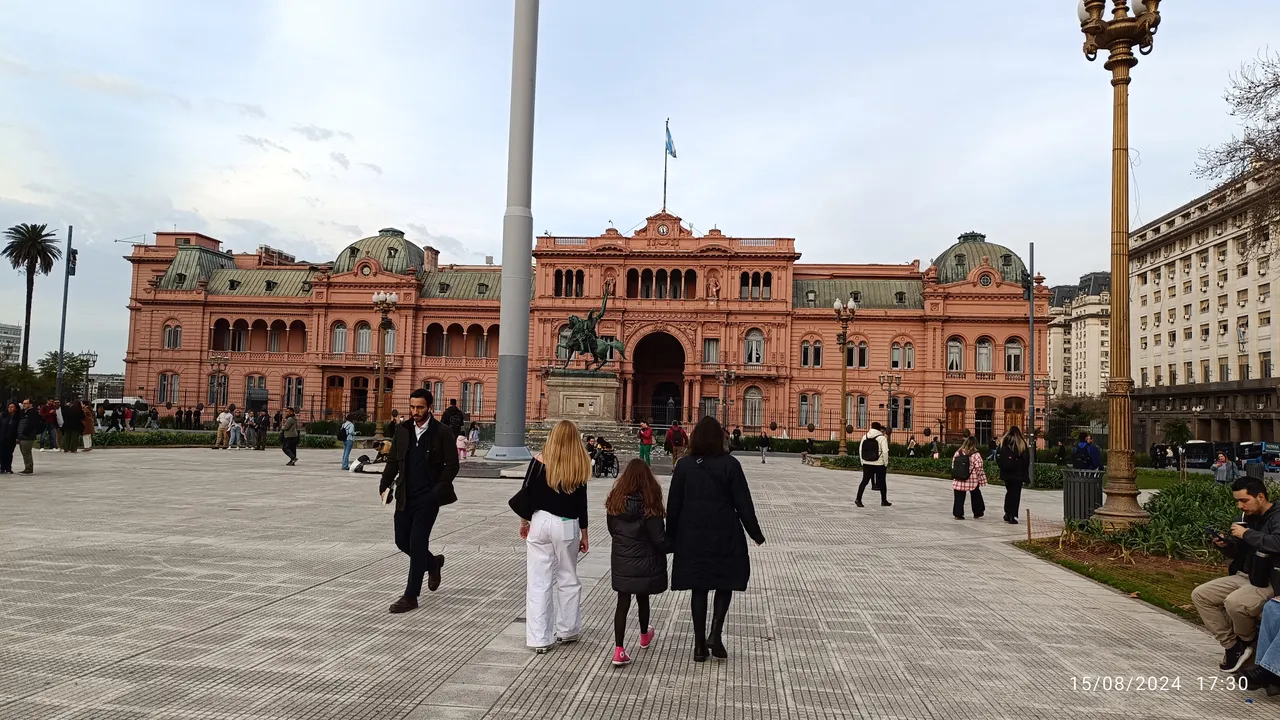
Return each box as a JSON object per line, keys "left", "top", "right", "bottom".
{"left": 663, "top": 118, "right": 669, "bottom": 212}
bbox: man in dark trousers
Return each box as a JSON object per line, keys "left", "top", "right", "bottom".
{"left": 280, "top": 407, "right": 299, "bottom": 465}
{"left": 379, "top": 388, "right": 459, "bottom": 613}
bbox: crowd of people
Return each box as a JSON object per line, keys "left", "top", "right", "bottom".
{"left": 374, "top": 395, "right": 765, "bottom": 666}
{"left": 0, "top": 398, "right": 100, "bottom": 474}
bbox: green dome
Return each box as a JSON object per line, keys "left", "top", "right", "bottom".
{"left": 333, "top": 227, "right": 426, "bottom": 276}
{"left": 933, "top": 231, "right": 1027, "bottom": 284}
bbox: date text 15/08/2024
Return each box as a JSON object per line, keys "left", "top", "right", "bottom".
{"left": 1070, "top": 676, "right": 1250, "bottom": 692}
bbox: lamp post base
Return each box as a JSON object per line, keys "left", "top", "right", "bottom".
{"left": 837, "top": 439, "right": 848, "bottom": 457}
{"left": 1093, "top": 448, "right": 1149, "bottom": 529}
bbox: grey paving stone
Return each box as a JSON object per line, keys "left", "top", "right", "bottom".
{"left": 0, "top": 449, "right": 1270, "bottom": 719}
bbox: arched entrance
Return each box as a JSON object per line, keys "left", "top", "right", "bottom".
{"left": 631, "top": 332, "right": 685, "bottom": 424}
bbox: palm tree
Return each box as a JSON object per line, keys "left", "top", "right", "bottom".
{"left": 2, "top": 223, "right": 62, "bottom": 368}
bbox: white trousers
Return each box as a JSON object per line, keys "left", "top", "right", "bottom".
{"left": 525, "top": 510, "right": 582, "bottom": 648}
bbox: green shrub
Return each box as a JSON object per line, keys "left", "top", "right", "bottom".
{"left": 88, "top": 430, "right": 336, "bottom": 449}
{"left": 1072, "top": 476, "right": 1280, "bottom": 560}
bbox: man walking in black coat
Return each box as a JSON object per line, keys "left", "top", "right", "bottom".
{"left": 379, "top": 388, "right": 460, "bottom": 613}
{"left": 16, "top": 399, "right": 42, "bottom": 475}
{"left": 440, "top": 399, "right": 464, "bottom": 438}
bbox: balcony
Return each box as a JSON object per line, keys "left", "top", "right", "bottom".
{"left": 946, "top": 371, "right": 968, "bottom": 380}
{"left": 318, "top": 353, "right": 403, "bottom": 368}
{"left": 1004, "top": 373, "right": 1025, "bottom": 383}
{"left": 421, "top": 356, "right": 497, "bottom": 369}
{"left": 975, "top": 372, "right": 997, "bottom": 381}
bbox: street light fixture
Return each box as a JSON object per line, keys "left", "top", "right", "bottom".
{"left": 877, "top": 373, "right": 902, "bottom": 435}
{"left": 1191, "top": 404, "right": 1204, "bottom": 441}
{"left": 207, "top": 353, "right": 230, "bottom": 418}
{"left": 833, "top": 298, "right": 858, "bottom": 455}
{"left": 714, "top": 365, "right": 737, "bottom": 430}
{"left": 372, "top": 291, "right": 400, "bottom": 441}
{"left": 1079, "top": 0, "right": 1162, "bottom": 528}
{"left": 79, "top": 351, "right": 98, "bottom": 400}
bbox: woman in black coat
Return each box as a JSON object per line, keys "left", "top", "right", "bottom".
{"left": 996, "top": 425, "right": 1030, "bottom": 525}
{"left": 668, "top": 416, "right": 765, "bottom": 662}
{"left": 606, "top": 459, "right": 669, "bottom": 666}
{"left": 0, "top": 402, "right": 18, "bottom": 473}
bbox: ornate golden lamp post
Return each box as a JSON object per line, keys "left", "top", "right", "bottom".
{"left": 372, "top": 291, "right": 399, "bottom": 441}
{"left": 878, "top": 373, "right": 902, "bottom": 433}
{"left": 207, "top": 353, "right": 230, "bottom": 419}
{"left": 833, "top": 298, "right": 858, "bottom": 455}
{"left": 1079, "top": 0, "right": 1162, "bottom": 527}
{"left": 714, "top": 366, "right": 736, "bottom": 428}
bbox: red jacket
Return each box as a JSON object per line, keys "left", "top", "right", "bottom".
{"left": 639, "top": 427, "right": 653, "bottom": 446}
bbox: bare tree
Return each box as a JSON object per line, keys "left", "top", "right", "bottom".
{"left": 1196, "top": 51, "right": 1280, "bottom": 257}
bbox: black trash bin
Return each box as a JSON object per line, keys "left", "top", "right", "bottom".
{"left": 1063, "top": 469, "right": 1105, "bottom": 522}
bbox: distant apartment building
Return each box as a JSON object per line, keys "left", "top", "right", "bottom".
{"left": 0, "top": 323, "right": 20, "bottom": 364}
{"left": 1131, "top": 172, "right": 1278, "bottom": 445}
{"left": 1046, "top": 272, "right": 1112, "bottom": 398}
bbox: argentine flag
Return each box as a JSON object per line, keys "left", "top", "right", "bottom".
{"left": 665, "top": 122, "right": 677, "bottom": 159}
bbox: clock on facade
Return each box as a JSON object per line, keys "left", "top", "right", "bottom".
{"left": 657, "top": 224, "right": 669, "bottom": 236}
{"left": 979, "top": 274, "right": 993, "bottom": 286}
{"left": 360, "top": 265, "right": 372, "bottom": 276}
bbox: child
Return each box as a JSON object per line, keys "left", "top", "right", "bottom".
{"left": 455, "top": 431, "right": 468, "bottom": 462}
{"left": 467, "top": 422, "right": 480, "bottom": 457}
{"left": 605, "top": 459, "right": 669, "bottom": 667}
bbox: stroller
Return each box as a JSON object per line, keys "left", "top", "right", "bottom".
{"left": 592, "top": 445, "right": 619, "bottom": 478}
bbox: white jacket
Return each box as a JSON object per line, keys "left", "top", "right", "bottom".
{"left": 859, "top": 428, "right": 890, "bottom": 467}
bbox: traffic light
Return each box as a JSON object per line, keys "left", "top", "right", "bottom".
{"left": 68, "top": 248, "right": 78, "bottom": 276}
{"left": 1020, "top": 271, "right": 1032, "bottom": 301}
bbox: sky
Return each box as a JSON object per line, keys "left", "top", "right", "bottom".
{"left": 1, "top": 0, "right": 1277, "bottom": 373}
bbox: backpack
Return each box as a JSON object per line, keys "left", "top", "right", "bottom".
{"left": 952, "top": 453, "right": 972, "bottom": 481}
{"left": 1071, "top": 444, "right": 1092, "bottom": 470}
{"left": 860, "top": 435, "right": 880, "bottom": 462}
{"left": 337, "top": 424, "right": 348, "bottom": 442}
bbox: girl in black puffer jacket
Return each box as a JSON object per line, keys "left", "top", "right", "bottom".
{"left": 606, "top": 459, "right": 670, "bottom": 667}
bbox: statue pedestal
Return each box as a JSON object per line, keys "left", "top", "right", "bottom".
{"left": 544, "top": 371, "right": 620, "bottom": 424}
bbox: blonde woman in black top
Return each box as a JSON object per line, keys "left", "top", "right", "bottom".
{"left": 521, "top": 420, "right": 591, "bottom": 653}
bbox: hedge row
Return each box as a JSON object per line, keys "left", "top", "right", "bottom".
{"left": 89, "top": 431, "right": 336, "bottom": 449}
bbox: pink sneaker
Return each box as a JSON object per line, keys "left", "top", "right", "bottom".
{"left": 639, "top": 627, "right": 655, "bottom": 649}
{"left": 612, "top": 647, "right": 632, "bottom": 666}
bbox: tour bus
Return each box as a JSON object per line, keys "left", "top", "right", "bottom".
{"left": 1237, "top": 442, "right": 1280, "bottom": 471}
{"left": 1182, "top": 440, "right": 1215, "bottom": 469}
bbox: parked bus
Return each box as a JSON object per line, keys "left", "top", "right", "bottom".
{"left": 1182, "top": 440, "right": 1215, "bottom": 469}
{"left": 1238, "top": 442, "right": 1280, "bottom": 470}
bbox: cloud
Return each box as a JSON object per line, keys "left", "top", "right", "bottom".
{"left": 405, "top": 222, "right": 474, "bottom": 261}
{"left": 292, "top": 168, "right": 311, "bottom": 180}
{"left": 65, "top": 70, "right": 192, "bottom": 109}
{"left": 239, "top": 135, "right": 291, "bottom": 153}
{"left": 293, "top": 124, "right": 355, "bottom": 142}
{"left": 214, "top": 100, "right": 266, "bottom": 118}
{"left": 0, "top": 56, "right": 35, "bottom": 75}
{"left": 320, "top": 220, "right": 362, "bottom": 236}
{"left": 329, "top": 152, "right": 349, "bottom": 170}
{"left": 22, "top": 183, "right": 53, "bottom": 194}
{"left": 359, "top": 162, "right": 383, "bottom": 176}
{"left": 302, "top": 196, "right": 322, "bottom": 208}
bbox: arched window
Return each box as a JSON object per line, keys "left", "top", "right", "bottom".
{"left": 574, "top": 270, "right": 584, "bottom": 298}
{"left": 285, "top": 376, "right": 304, "bottom": 409}
{"left": 207, "top": 373, "right": 228, "bottom": 406}
{"left": 891, "top": 396, "right": 914, "bottom": 430}
{"left": 857, "top": 395, "right": 868, "bottom": 428}
{"left": 557, "top": 325, "right": 572, "bottom": 360}
{"left": 423, "top": 323, "right": 445, "bottom": 356}
{"left": 946, "top": 395, "right": 967, "bottom": 438}
{"left": 626, "top": 269, "right": 639, "bottom": 299}
{"left": 976, "top": 337, "right": 993, "bottom": 373}
{"left": 801, "top": 340, "right": 811, "bottom": 368}
{"left": 811, "top": 341, "right": 822, "bottom": 368}
{"left": 354, "top": 322, "right": 372, "bottom": 354}
{"left": 799, "top": 394, "right": 810, "bottom": 425}
{"left": 891, "top": 342, "right": 902, "bottom": 369}
{"left": 331, "top": 322, "right": 348, "bottom": 353}
{"left": 751, "top": 272, "right": 762, "bottom": 300}
{"left": 947, "top": 337, "right": 964, "bottom": 371}
{"left": 894, "top": 291, "right": 906, "bottom": 305}
{"left": 857, "top": 341, "right": 869, "bottom": 368}
{"left": 554, "top": 269, "right": 564, "bottom": 297}
{"left": 641, "top": 269, "right": 654, "bottom": 299}
{"left": 230, "top": 320, "right": 248, "bottom": 352}
{"left": 905, "top": 342, "right": 915, "bottom": 370}
{"left": 739, "top": 272, "right": 750, "bottom": 299}
{"left": 671, "top": 269, "right": 683, "bottom": 299}
{"left": 1005, "top": 338, "right": 1024, "bottom": 373}
{"left": 244, "top": 374, "right": 266, "bottom": 407}
{"left": 762, "top": 272, "right": 773, "bottom": 300}
{"left": 158, "top": 373, "right": 179, "bottom": 404}
{"left": 844, "top": 393, "right": 856, "bottom": 429}
{"left": 744, "top": 329, "right": 764, "bottom": 365}
{"left": 383, "top": 322, "right": 396, "bottom": 355}
{"left": 1004, "top": 397, "right": 1026, "bottom": 433}
{"left": 163, "top": 324, "right": 182, "bottom": 349}
{"left": 656, "top": 269, "right": 668, "bottom": 299}
{"left": 743, "top": 386, "right": 764, "bottom": 427}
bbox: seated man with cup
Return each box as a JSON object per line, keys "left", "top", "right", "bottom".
{"left": 1191, "top": 477, "right": 1280, "bottom": 673}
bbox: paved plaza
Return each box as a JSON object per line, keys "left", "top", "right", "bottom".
{"left": 0, "top": 448, "right": 1271, "bottom": 719}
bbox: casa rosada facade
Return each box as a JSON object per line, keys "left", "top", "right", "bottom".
{"left": 123, "top": 211, "right": 1048, "bottom": 444}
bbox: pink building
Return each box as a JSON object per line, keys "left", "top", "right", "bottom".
{"left": 124, "top": 212, "right": 1048, "bottom": 444}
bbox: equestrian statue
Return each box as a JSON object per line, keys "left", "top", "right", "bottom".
{"left": 558, "top": 280, "right": 626, "bottom": 371}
